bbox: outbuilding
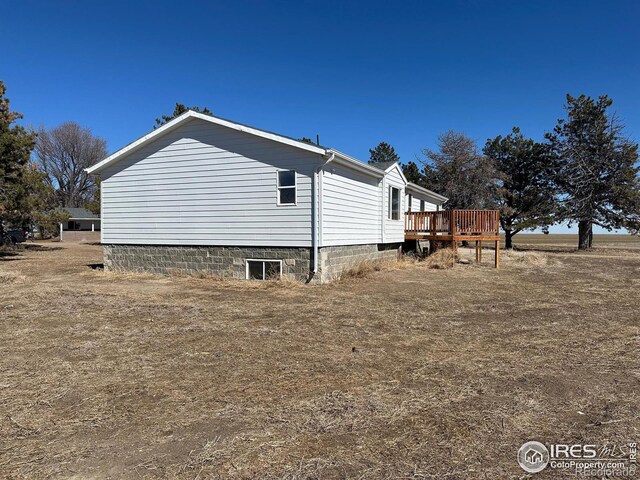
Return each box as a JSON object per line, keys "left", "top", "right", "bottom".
{"left": 59, "top": 208, "right": 101, "bottom": 243}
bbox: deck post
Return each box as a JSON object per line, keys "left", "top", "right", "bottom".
{"left": 475, "top": 241, "right": 479, "bottom": 263}
{"left": 479, "top": 240, "right": 482, "bottom": 262}
{"left": 495, "top": 240, "right": 500, "bottom": 269}
{"left": 451, "top": 210, "right": 457, "bottom": 255}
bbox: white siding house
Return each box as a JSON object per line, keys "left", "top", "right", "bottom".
{"left": 87, "top": 111, "right": 447, "bottom": 282}
{"left": 406, "top": 186, "right": 439, "bottom": 213}
{"left": 99, "top": 118, "right": 321, "bottom": 247}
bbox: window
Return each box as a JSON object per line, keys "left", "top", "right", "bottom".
{"left": 277, "top": 170, "right": 296, "bottom": 205}
{"left": 389, "top": 187, "right": 400, "bottom": 220}
{"left": 420, "top": 199, "right": 425, "bottom": 212}
{"left": 246, "top": 259, "right": 282, "bottom": 280}
{"left": 407, "top": 194, "right": 413, "bottom": 212}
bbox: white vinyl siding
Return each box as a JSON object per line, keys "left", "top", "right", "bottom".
{"left": 383, "top": 165, "right": 405, "bottom": 242}
{"left": 408, "top": 194, "right": 437, "bottom": 212}
{"left": 100, "top": 118, "right": 322, "bottom": 247}
{"left": 321, "top": 164, "right": 382, "bottom": 246}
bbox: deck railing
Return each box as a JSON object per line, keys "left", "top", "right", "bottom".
{"left": 405, "top": 210, "right": 500, "bottom": 236}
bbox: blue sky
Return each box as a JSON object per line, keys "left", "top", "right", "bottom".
{"left": 3, "top": 0, "right": 639, "bottom": 233}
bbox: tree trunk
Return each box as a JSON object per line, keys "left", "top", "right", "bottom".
{"left": 504, "top": 230, "right": 514, "bottom": 250}
{"left": 578, "top": 220, "right": 593, "bottom": 250}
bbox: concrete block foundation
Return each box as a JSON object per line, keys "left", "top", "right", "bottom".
{"left": 103, "top": 243, "right": 402, "bottom": 283}
{"left": 317, "top": 243, "right": 402, "bottom": 283}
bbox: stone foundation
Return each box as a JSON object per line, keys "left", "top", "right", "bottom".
{"left": 103, "top": 243, "right": 402, "bottom": 283}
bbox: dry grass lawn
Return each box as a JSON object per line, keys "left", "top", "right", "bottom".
{"left": 0, "top": 240, "right": 639, "bottom": 479}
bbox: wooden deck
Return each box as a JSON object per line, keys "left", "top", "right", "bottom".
{"left": 405, "top": 210, "right": 501, "bottom": 268}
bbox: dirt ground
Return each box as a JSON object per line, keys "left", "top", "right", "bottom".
{"left": 1, "top": 239, "right": 638, "bottom": 479}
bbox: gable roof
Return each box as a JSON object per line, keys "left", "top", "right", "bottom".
{"left": 380, "top": 162, "right": 409, "bottom": 184}
{"left": 86, "top": 111, "right": 327, "bottom": 175}
{"left": 65, "top": 207, "right": 100, "bottom": 219}
{"left": 369, "top": 161, "right": 396, "bottom": 171}
{"left": 84, "top": 111, "right": 446, "bottom": 205}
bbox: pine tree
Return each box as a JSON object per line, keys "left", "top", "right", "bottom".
{"left": 368, "top": 142, "right": 400, "bottom": 165}
{"left": 402, "top": 161, "right": 428, "bottom": 187}
{"left": 546, "top": 94, "right": 640, "bottom": 249}
{"left": 0, "top": 81, "right": 35, "bottom": 242}
{"left": 484, "top": 127, "right": 557, "bottom": 249}
{"left": 155, "top": 103, "right": 213, "bottom": 128}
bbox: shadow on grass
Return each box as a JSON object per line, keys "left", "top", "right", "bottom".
{"left": 0, "top": 243, "right": 64, "bottom": 261}
{"left": 0, "top": 250, "right": 21, "bottom": 261}
{"left": 513, "top": 245, "right": 578, "bottom": 254}
{"left": 23, "top": 244, "right": 64, "bottom": 252}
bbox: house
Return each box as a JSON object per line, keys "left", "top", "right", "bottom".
{"left": 524, "top": 448, "right": 544, "bottom": 465}
{"left": 59, "top": 207, "right": 101, "bottom": 243}
{"left": 86, "top": 111, "right": 447, "bottom": 282}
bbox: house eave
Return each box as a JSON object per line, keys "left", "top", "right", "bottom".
{"left": 326, "top": 149, "right": 385, "bottom": 178}
{"left": 405, "top": 182, "right": 448, "bottom": 204}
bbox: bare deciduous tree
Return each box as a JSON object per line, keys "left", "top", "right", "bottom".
{"left": 34, "top": 122, "right": 107, "bottom": 208}
{"left": 420, "top": 131, "right": 497, "bottom": 210}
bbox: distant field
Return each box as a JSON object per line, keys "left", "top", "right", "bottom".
{"left": 507, "top": 233, "right": 640, "bottom": 249}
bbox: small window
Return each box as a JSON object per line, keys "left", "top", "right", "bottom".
{"left": 389, "top": 187, "right": 400, "bottom": 220}
{"left": 246, "top": 259, "right": 282, "bottom": 280}
{"left": 420, "top": 199, "right": 425, "bottom": 212}
{"left": 277, "top": 170, "right": 296, "bottom": 205}
{"left": 407, "top": 194, "right": 413, "bottom": 212}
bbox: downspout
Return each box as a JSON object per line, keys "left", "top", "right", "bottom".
{"left": 313, "top": 152, "right": 335, "bottom": 274}
{"left": 381, "top": 176, "right": 386, "bottom": 244}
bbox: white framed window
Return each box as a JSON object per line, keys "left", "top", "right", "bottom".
{"left": 420, "top": 199, "right": 425, "bottom": 212}
{"left": 389, "top": 187, "right": 400, "bottom": 220}
{"left": 277, "top": 170, "right": 296, "bottom": 205}
{"left": 407, "top": 193, "right": 413, "bottom": 212}
{"left": 246, "top": 259, "right": 283, "bottom": 280}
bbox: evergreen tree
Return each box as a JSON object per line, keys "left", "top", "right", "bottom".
{"left": 546, "top": 94, "right": 640, "bottom": 249}
{"left": 155, "top": 103, "right": 213, "bottom": 128}
{"left": 402, "top": 161, "right": 428, "bottom": 187}
{"left": 0, "top": 81, "right": 35, "bottom": 242}
{"left": 369, "top": 141, "right": 400, "bottom": 165}
{"left": 20, "top": 164, "right": 69, "bottom": 239}
{"left": 484, "top": 127, "right": 557, "bottom": 249}
{"left": 85, "top": 177, "right": 101, "bottom": 215}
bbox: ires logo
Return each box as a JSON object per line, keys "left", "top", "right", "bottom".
{"left": 519, "top": 441, "right": 637, "bottom": 475}
{"left": 518, "top": 442, "right": 597, "bottom": 473}
{"left": 549, "top": 444, "right": 597, "bottom": 459}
